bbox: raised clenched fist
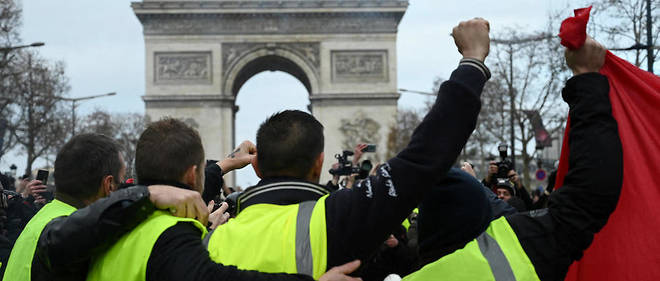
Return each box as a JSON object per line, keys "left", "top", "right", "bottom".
{"left": 452, "top": 18, "right": 491, "bottom": 62}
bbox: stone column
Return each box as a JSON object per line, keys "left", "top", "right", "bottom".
{"left": 143, "top": 95, "right": 237, "bottom": 185}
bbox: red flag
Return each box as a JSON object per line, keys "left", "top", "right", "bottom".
{"left": 558, "top": 6, "right": 592, "bottom": 50}
{"left": 556, "top": 7, "right": 660, "bottom": 281}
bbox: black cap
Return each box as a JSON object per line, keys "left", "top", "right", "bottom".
{"left": 495, "top": 178, "right": 516, "bottom": 196}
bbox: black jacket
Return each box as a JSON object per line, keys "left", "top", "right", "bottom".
{"left": 416, "top": 73, "right": 622, "bottom": 281}
{"left": 506, "top": 73, "right": 623, "bottom": 281}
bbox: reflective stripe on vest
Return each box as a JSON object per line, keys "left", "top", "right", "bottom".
{"left": 87, "top": 210, "right": 207, "bottom": 281}
{"left": 476, "top": 232, "right": 516, "bottom": 280}
{"left": 3, "top": 199, "right": 76, "bottom": 281}
{"left": 295, "top": 201, "right": 315, "bottom": 276}
{"left": 402, "top": 217, "right": 540, "bottom": 281}
{"left": 207, "top": 195, "right": 328, "bottom": 279}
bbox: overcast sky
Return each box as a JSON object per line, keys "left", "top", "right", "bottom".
{"left": 5, "top": 0, "right": 575, "bottom": 186}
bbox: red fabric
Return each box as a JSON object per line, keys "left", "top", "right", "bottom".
{"left": 558, "top": 6, "right": 592, "bottom": 50}
{"left": 556, "top": 7, "right": 660, "bottom": 281}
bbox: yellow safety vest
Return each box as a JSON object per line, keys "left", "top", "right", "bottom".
{"left": 206, "top": 195, "right": 329, "bottom": 280}
{"left": 3, "top": 199, "right": 76, "bottom": 281}
{"left": 402, "top": 208, "right": 419, "bottom": 232}
{"left": 403, "top": 216, "right": 540, "bottom": 281}
{"left": 86, "top": 210, "right": 207, "bottom": 281}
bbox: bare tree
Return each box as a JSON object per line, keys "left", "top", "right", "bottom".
{"left": 8, "top": 51, "right": 70, "bottom": 175}
{"left": 0, "top": 0, "right": 23, "bottom": 159}
{"left": 386, "top": 107, "right": 423, "bottom": 160}
{"left": 489, "top": 23, "right": 571, "bottom": 188}
{"left": 587, "top": 0, "right": 659, "bottom": 68}
{"left": 79, "top": 109, "right": 147, "bottom": 178}
{"left": 389, "top": 76, "right": 501, "bottom": 178}
{"left": 79, "top": 109, "right": 116, "bottom": 137}
{"left": 464, "top": 79, "right": 509, "bottom": 177}
{"left": 0, "top": 0, "right": 21, "bottom": 45}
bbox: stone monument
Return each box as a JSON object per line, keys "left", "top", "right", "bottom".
{"left": 132, "top": 0, "right": 409, "bottom": 185}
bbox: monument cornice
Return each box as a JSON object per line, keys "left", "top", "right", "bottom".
{"left": 133, "top": 0, "right": 407, "bottom": 35}
{"left": 143, "top": 95, "right": 236, "bottom": 108}
{"left": 132, "top": 1, "right": 408, "bottom": 14}
{"left": 309, "top": 93, "right": 400, "bottom": 106}
{"left": 136, "top": 12, "right": 405, "bottom": 35}
{"left": 310, "top": 93, "right": 400, "bottom": 101}
{"left": 143, "top": 94, "right": 235, "bottom": 100}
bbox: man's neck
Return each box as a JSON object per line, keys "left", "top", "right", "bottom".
{"left": 54, "top": 192, "right": 88, "bottom": 209}
{"left": 137, "top": 179, "right": 193, "bottom": 190}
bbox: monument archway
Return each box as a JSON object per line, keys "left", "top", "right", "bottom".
{"left": 133, "top": 0, "right": 409, "bottom": 185}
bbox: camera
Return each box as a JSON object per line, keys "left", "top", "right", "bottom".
{"left": 495, "top": 144, "right": 514, "bottom": 179}
{"left": 212, "top": 191, "right": 241, "bottom": 217}
{"left": 328, "top": 150, "right": 373, "bottom": 180}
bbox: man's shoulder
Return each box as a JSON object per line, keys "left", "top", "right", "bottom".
{"left": 139, "top": 210, "right": 206, "bottom": 235}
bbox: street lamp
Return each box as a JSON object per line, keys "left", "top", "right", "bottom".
{"left": 0, "top": 42, "right": 45, "bottom": 68}
{"left": 398, "top": 88, "right": 436, "bottom": 96}
{"left": 0, "top": 42, "right": 45, "bottom": 53}
{"left": 57, "top": 92, "right": 117, "bottom": 136}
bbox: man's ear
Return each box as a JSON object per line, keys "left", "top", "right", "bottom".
{"left": 316, "top": 152, "right": 324, "bottom": 170}
{"left": 101, "top": 175, "right": 115, "bottom": 196}
{"left": 183, "top": 165, "right": 198, "bottom": 187}
{"left": 252, "top": 156, "right": 264, "bottom": 179}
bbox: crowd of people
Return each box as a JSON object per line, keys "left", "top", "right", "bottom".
{"left": 0, "top": 18, "right": 624, "bottom": 281}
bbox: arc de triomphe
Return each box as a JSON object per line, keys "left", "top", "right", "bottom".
{"left": 132, "top": 0, "right": 408, "bottom": 185}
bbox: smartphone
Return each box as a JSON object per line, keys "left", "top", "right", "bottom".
{"left": 362, "top": 144, "right": 377, "bottom": 153}
{"left": 36, "top": 169, "right": 49, "bottom": 185}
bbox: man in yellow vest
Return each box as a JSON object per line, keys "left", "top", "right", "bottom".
{"left": 202, "top": 18, "right": 494, "bottom": 279}
{"left": 404, "top": 37, "right": 623, "bottom": 281}
{"left": 75, "top": 118, "right": 360, "bottom": 281}
{"left": 2, "top": 133, "right": 212, "bottom": 281}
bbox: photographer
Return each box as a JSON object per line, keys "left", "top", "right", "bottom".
{"left": 327, "top": 143, "right": 374, "bottom": 190}
{"left": 482, "top": 161, "right": 533, "bottom": 210}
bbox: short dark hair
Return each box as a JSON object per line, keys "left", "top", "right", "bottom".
{"left": 256, "top": 110, "right": 324, "bottom": 179}
{"left": 136, "top": 117, "right": 204, "bottom": 183}
{"left": 54, "top": 133, "right": 122, "bottom": 200}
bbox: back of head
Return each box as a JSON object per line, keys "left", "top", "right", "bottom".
{"left": 256, "top": 110, "right": 324, "bottom": 179}
{"left": 417, "top": 168, "right": 492, "bottom": 265}
{"left": 135, "top": 117, "right": 204, "bottom": 183}
{"left": 54, "top": 133, "right": 122, "bottom": 201}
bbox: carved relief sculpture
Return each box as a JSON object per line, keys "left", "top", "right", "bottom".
{"left": 155, "top": 52, "right": 212, "bottom": 84}
{"left": 332, "top": 50, "right": 388, "bottom": 83}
